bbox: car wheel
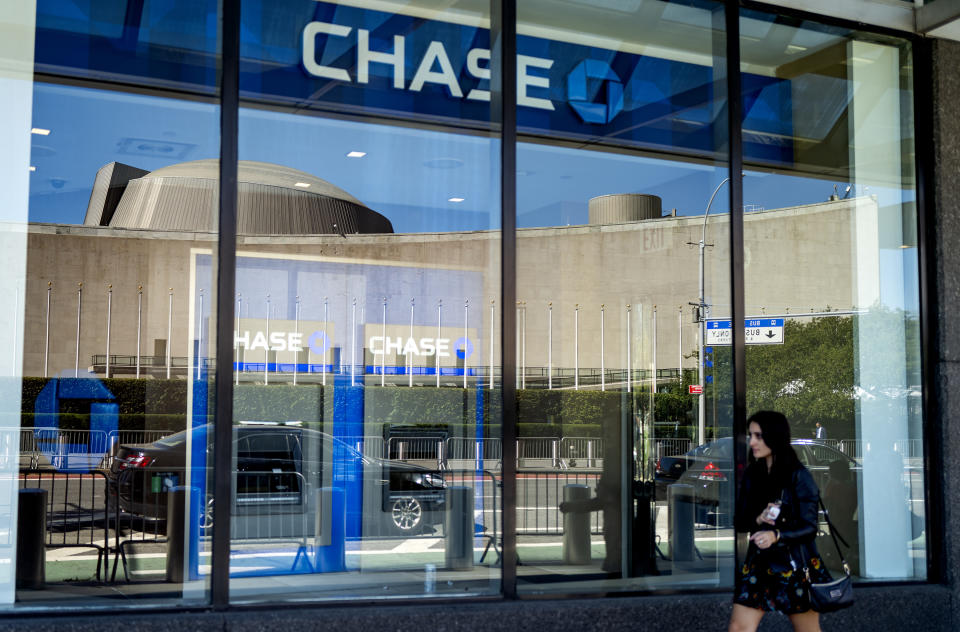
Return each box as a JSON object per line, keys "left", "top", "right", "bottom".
{"left": 390, "top": 496, "right": 423, "bottom": 534}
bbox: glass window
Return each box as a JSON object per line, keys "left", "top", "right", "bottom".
{"left": 739, "top": 10, "right": 924, "bottom": 581}
{"left": 228, "top": 0, "right": 500, "bottom": 602}
{"left": 5, "top": 0, "right": 221, "bottom": 608}
{"left": 515, "top": 0, "right": 734, "bottom": 595}
{"left": 0, "top": 0, "right": 930, "bottom": 614}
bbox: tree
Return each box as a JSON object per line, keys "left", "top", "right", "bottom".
{"left": 744, "top": 316, "right": 855, "bottom": 436}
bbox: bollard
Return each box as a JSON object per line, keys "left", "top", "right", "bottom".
{"left": 562, "top": 484, "right": 592, "bottom": 565}
{"left": 445, "top": 486, "right": 474, "bottom": 570}
{"left": 668, "top": 483, "right": 695, "bottom": 563}
{"left": 166, "top": 486, "right": 200, "bottom": 583}
{"left": 17, "top": 488, "right": 47, "bottom": 589}
{"left": 314, "top": 487, "right": 346, "bottom": 572}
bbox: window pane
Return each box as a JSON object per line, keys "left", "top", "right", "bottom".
{"left": 739, "top": 10, "right": 924, "bottom": 581}
{"left": 229, "top": 0, "right": 500, "bottom": 602}
{"left": 515, "top": 0, "right": 734, "bottom": 595}
{"left": 7, "top": 0, "right": 221, "bottom": 608}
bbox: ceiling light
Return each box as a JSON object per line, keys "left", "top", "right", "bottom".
{"left": 31, "top": 128, "right": 50, "bottom": 136}
{"left": 448, "top": 197, "right": 465, "bottom": 203}
{"left": 347, "top": 151, "right": 366, "bottom": 158}
{"left": 294, "top": 182, "right": 311, "bottom": 188}
{"left": 29, "top": 166, "right": 36, "bottom": 172}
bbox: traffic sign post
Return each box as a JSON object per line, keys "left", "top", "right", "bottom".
{"left": 705, "top": 318, "right": 784, "bottom": 345}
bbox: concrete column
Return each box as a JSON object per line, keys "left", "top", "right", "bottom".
{"left": 931, "top": 38, "right": 960, "bottom": 622}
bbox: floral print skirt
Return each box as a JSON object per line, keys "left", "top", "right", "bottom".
{"left": 734, "top": 548, "right": 833, "bottom": 614}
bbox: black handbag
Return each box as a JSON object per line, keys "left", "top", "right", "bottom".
{"left": 805, "top": 496, "right": 854, "bottom": 613}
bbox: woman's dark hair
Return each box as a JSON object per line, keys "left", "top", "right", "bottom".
{"left": 747, "top": 410, "right": 802, "bottom": 481}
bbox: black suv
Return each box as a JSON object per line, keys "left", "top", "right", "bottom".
{"left": 108, "top": 423, "right": 446, "bottom": 536}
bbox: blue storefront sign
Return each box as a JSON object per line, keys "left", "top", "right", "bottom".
{"left": 35, "top": 0, "right": 794, "bottom": 167}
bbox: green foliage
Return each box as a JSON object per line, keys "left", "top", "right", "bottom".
{"left": 364, "top": 387, "right": 467, "bottom": 426}
{"left": 20, "top": 377, "right": 188, "bottom": 414}
{"left": 233, "top": 384, "right": 324, "bottom": 423}
{"left": 740, "top": 316, "right": 855, "bottom": 436}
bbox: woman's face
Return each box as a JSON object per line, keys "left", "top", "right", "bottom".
{"left": 748, "top": 422, "right": 772, "bottom": 460}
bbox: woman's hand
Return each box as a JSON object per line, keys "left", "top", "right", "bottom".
{"left": 750, "top": 529, "right": 779, "bottom": 550}
{"left": 755, "top": 502, "right": 779, "bottom": 526}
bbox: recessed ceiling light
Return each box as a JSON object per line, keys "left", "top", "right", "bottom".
{"left": 31, "top": 128, "right": 50, "bottom": 136}
{"left": 448, "top": 197, "right": 465, "bottom": 203}
{"left": 347, "top": 151, "right": 366, "bottom": 158}
{"left": 294, "top": 182, "right": 311, "bottom": 188}
{"left": 29, "top": 166, "right": 36, "bottom": 172}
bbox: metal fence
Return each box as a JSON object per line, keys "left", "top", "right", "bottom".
{"left": 515, "top": 470, "right": 602, "bottom": 535}
{"left": 20, "top": 428, "right": 111, "bottom": 470}
{"left": 655, "top": 438, "right": 692, "bottom": 460}
{"left": 19, "top": 468, "right": 111, "bottom": 581}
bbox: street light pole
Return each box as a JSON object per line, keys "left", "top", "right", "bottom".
{"left": 698, "top": 177, "right": 731, "bottom": 447}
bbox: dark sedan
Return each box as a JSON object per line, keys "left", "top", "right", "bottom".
{"left": 655, "top": 437, "right": 859, "bottom": 525}
{"left": 108, "top": 423, "right": 446, "bottom": 536}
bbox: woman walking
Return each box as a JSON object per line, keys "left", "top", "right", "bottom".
{"left": 729, "top": 411, "right": 831, "bottom": 632}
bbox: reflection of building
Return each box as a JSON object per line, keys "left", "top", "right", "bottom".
{"left": 85, "top": 160, "right": 394, "bottom": 234}
{"left": 23, "top": 160, "right": 868, "bottom": 381}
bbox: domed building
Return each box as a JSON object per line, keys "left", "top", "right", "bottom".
{"left": 83, "top": 159, "right": 393, "bottom": 235}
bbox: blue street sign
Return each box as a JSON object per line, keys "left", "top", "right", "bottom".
{"left": 705, "top": 318, "right": 785, "bottom": 345}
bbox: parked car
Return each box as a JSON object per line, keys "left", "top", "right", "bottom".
{"left": 107, "top": 423, "right": 446, "bottom": 536}
{"left": 654, "top": 437, "right": 859, "bottom": 524}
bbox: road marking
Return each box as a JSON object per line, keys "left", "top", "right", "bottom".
{"left": 389, "top": 537, "right": 443, "bottom": 553}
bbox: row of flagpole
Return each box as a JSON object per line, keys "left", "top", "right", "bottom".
{"left": 37, "top": 283, "right": 690, "bottom": 390}
{"left": 520, "top": 301, "right": 678, "bottom": 392}
{"left": 42, "top": 283, "right": 175, "bottom": 379}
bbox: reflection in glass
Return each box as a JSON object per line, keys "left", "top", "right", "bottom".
{"left": 739, "top": 11, "right": 924, "bottom": 581}
{"left": 16, "top": 88, "right": 220, "bottom": 605}
{"left": 515, "top": 0, "right": 734, "bottom": 594}
{"left": 230, "top": 0, "right": 500, "bottom": 602}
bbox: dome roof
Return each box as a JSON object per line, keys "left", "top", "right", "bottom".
{"left": 148, "top": 160, "right": 366, "bottom": 206}
{"left": 85, "top": 159, "right": 393, "bottom": 235}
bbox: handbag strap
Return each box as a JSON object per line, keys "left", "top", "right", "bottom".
{"left": 814, "top": 494, "right": 851, "bottom": 577}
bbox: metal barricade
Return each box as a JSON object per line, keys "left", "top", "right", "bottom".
{"left": 558, "top": 437, "right": 604, "bottom": 468}
{"left": 439, "top": 469, "right": 500, "bottom": 562}
{"left": 387, "top": 437, "right": 443, "bottom": 468}
{"left": 517, "top": 437, "right": 559, "bottom": 468}
{"left": 22, "top": 428, "right": 111, "bottom": 471}
{"left": 444, "top": 438, "right": 503, "bottom": 470}
{"left": 360, "top": 436, "right": 386, "bottom": 459}
{"left": 19, "top": 468, "right": 111, "bottom": 581}
{"left": 515, "top": 470, "right": 602, "bottom": 535}
{"left": 836, "top": 439, "right": 863, "bottom": 459}
{"left": 655, "top": 438, "right": 692, "bottom": 460}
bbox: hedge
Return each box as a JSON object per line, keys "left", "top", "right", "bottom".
{"left": 15, "top": 379, "right": 643, "bottom": 438}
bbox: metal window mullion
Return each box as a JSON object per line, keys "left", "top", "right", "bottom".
{"left": 725, "top": 0, "right": 747, "bottom": 586}
{"left": 211, "top": 0, "right": 240, "bottom": 610}
{"left": 911, "top": 37, "right": 942, "bottom": 584}
{"left": 492, "top": 0, "right": 518, "bottom": 601}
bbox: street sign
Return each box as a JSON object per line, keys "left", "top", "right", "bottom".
{"left": 705, "top": 318, "right": 784, "bottom": 345}
{"left": 688, "top": 385, "right": 703, "bottom": 394}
